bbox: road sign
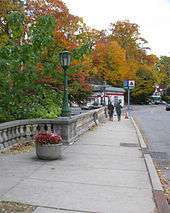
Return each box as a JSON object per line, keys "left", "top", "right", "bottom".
{"left": 128, "top": 80, "right": 135, "bottom": 89}
{"left": 124, "top": 80, "right": 135, "bottom": 89}
{"left": 123, "top": 80, "right": 135, "bottom": 113}
{"left": 124, "top": 80, "right": 129, "bottom": 89}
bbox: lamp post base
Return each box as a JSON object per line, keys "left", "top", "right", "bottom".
{"left": 61, "top": 110, "right": 71, "bottom": 117}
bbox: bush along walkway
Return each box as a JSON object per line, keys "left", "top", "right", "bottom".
{"left": 0, "top": 117, "right": 163, "bottom": 213}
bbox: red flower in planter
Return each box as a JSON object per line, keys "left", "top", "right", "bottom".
{"left": 34, "top": 132, "right": 62, "bottom": 144}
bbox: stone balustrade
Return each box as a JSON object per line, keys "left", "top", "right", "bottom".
{"left": 0, "top": 107, "right": 107, "bottom": 149}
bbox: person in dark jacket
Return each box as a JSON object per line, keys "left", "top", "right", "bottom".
{"left": 115, "top": 100, "right": 122, "bottom": 121}
{"left": 108, "top": 102, "right": 114, "bottom": 121}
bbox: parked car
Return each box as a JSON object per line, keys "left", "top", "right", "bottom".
{"left": 81, "top": 105, "right": 93, "bottom": 110}
{"left": 81, "top": 104, "right": 103, "bottom": 110}
{"left": 165, "top": 103, "right": 170, "bottom": 111}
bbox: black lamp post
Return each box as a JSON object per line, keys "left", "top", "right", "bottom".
{"left": 101, "top": 81, "right": 106, "bottom": 106}
{"left": 103, "top": 81, "right": 106, "bottom": 106}
{"left": 60, "top": 50, "right": 71, "bottom": 117}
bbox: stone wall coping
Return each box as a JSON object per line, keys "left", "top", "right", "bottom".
{"left": 0, "top": 107, "right": 105, "bottom": 130}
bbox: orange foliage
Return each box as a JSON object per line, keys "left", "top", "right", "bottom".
{"left": 93, "top": 40, "right": 128, "bottom": 84}
{"left": 36, "top": 63, "right": 44, "bottom": 72}
{"left": 70, "top": 72, "right": 91, "bottom": 91}
{"left": 144, "top": 54, "right": 159, "bottom": 66}
{"left": 26, "top": 0, "right": 82, "bottom": 50}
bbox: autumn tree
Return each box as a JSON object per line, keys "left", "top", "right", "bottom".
{"left": 110, "top": 20, "right": 149, "bottom": 61}
{"left": 92, "top": 39, "right": 129, "bottom": 85}
{"left": 131, "top": 65, "right": 155, "bottom": 104}
{"left": 25, "top": 0, "right": 95, "bottom": 105}
{"left": 26, "top": 0, "right": 84, "bottom": 49}
{"left": 0, "top": 12, "right": 63, "bottom": 121}
{"left": 0, "top": 0, "right": 24, "bottom": 46}
{"left": 109, "top": 20, "right": 151, "bottom": 84}
{"left": 158, "top": 56, "right": 170, "bottom": 78}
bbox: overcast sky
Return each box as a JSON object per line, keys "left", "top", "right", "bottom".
{"left": 63, "top": 0, "right": 170, "bottom": 57}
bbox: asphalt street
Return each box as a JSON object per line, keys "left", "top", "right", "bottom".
{"left": 132, "top": 105, "right": 170, "bottom": 184}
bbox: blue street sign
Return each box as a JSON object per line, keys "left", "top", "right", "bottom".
{"left": 124, "top": 80, "right": 135, "bottom": 89}
{"left": 124, "top": 80, "right": 129, "bottom": 89}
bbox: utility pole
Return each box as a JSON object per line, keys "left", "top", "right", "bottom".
{"left": 124, "top": 80, "right": 135, "bottom": 116}
{"left": 127, "top": 87, "right": 130, "bottom": 112}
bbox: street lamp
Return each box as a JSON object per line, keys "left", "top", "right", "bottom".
{"left": 60, "top": 50, "right": 71, "bottom": 117}
{"left": 101, "top": 81, "right": 107, "bottom": 106}
{"left": 103, "top": 81, "right": 106, "bottom": 106}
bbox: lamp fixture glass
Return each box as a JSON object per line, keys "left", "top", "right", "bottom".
{"left": 60, "top": 50, "right": 71, "bottom": 67}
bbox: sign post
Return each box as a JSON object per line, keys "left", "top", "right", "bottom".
{"left": 128, "top": 88, "right": 130, "bottom": 111}
{"left": 124, "top": 80, "right": 135, "bottom": 115}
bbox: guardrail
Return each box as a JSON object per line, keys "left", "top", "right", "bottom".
{"left": 0, "top": 107, "right": 107, "bottom": 149}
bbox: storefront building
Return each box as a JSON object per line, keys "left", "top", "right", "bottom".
{"left": 90, "top": 85, "right": 125, "bottom": 106}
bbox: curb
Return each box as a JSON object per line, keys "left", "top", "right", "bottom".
{"left": 131, "top": 116, "right": 170, "bottom": 213}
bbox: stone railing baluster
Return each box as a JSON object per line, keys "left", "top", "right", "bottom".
{"left": 26, "top": 125, "right": 31, "bottom": 140}
{"left": 11, "top": 127, "right": 16, "bottom": 142}
{"left": 6, "top": 128, "right": 13, "bottom": 146}
{"left": 8, "top": 128, "right": 13, "bottom": 142}
{"left": 0, "top": 107, "right": 106, "bottom": 147}
{"left": 15, "top": 126, "right": 20, "bottom": 143}
{"left": 9, "top": 127, "right": 16, "bottom": 144}
{"left": 32, "top": 124, "right": 38, "bottom": 136}
{"left": 0, "top": 130, "right": 4, "bottom": 149}
{"left": 16, "top": 126, "right": 20, "bottom": 138}
{"left": 2, "top": 129, "right": 8, "bottom": 147}
{"left": 19, "top": 125, "right": 25, "bottom": 140}
{"left": 6, "top": 128, "right": 11, "bottom": 141}
{"left": 29, "top": 124, "right": 33, "bottom": 136}
{"left": 47, "top": 124, "right": 52, "bottom": 133}
{"left": 39, "top": 124, "right": 46, "bottom": 132}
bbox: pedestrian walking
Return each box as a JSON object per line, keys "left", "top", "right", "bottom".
{"left": 108, "top": 102, "right": 114, "bottom": 121}
{"left": 115, "top": 100, "right": 122, "bottom": 121}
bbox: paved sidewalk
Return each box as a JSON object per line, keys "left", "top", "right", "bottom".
{"left": 0, "top": 118, "right": 156, "bottom": 213}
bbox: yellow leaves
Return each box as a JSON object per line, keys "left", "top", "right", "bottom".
{"left": 0, "top": 141, "right": 34, "bottom": 155}
{"left": 108, "top": 40, "right": 126, "bottom": 65}
{"left": 0, "top": 0, "right": 21, "bottom": 17}
{"left": 36, "top": 63, "right": 44, "bottom": 72}
{"left": 145, "top": 54, "right": 159, "bottom": 66}
{"left": 0, "top": 34, "right": 9, "bottom": 47}
{"left": 156, "top": 168, "right": 170, "bottom": 204}
{"left": 165, "top": 188, "right": 170, "bottom": 204}
{"left": 93, "top": 40, "right": 128, "bottom": 84}
{"left": 154, "top": 69, "right": 168, "bottom": 85}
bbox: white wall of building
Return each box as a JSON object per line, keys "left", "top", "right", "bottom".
{"left": 90, "top": 93, "right": 124, "bottom": 106}
{"left": 107, "top": 95, "right": 124, "bottom": 106}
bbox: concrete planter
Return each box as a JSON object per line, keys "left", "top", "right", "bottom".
{"left": 35, "top": 143, "right": 62, "bottom": 160}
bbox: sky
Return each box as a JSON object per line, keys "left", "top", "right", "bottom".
{"left": 63, "top": 0, "right": 170, "bottom": 57}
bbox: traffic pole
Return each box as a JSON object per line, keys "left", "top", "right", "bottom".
{"left": 124, "top": 111, "right": 129, "bottom": 119}
{"left": 127, "top": 87, "right": 130, "bottom": 116}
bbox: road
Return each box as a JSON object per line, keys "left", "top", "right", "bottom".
{"left": 132, "top": 105, "right": 170, "bottom": 184}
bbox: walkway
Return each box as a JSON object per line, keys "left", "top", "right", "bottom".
{"left": 0, "top": 118, "right": 156, "bottom": 213}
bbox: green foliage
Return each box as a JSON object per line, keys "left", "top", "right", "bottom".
{"left": 0, "top": 0, "right": 24, "bottom": 46}
{"left": 159, "top": 56, "right": 170, "bottom": 77}
{"left": 131, "top": 66, "right": 155, "bottom": 104}
{"left": 0, "top": 12, "right": 62, "bottom": 122}
{"left": 0, "top": 87, "right": 62, "bottom": 121}
{"left": 161, "top": 95, "right": 170, "bottom": 103}
{"left": 72, "top": 41, "right": 93, "bottom": 60}
{"left": 31, "top": 15, "right": 56, "bottom": 50}
{"left": 6, "top": 11, "right": 25, "bottom": 41}
{"left": 166, "top": 86, "right": 170, "bottom": 96}
{"left": 69, "top": 82, "right": 92, "bottom": 106}
{"left": 23, "top": 87, "right": 62, "bottom": 119}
